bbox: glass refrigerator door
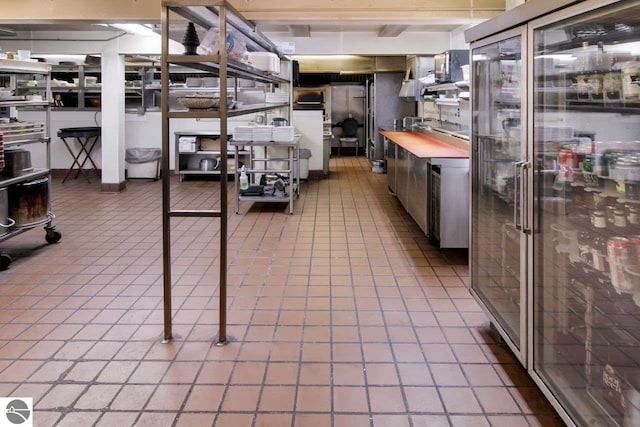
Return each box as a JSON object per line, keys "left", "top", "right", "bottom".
{"left": 531, "top": 0, "right": 640, "bottom": 425}
{"left": 471, "top": 27, "right": 527, "bottom": 358}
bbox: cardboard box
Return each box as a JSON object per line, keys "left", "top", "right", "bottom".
{"left": 199, "top": 137, "right": 221, "bottom": 151}
{"left": 178, "top": 140, "right": 196, "bottom": 153}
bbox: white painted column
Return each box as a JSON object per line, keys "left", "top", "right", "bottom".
{"left": 101, "top": 39, "right": 126, "bottom": 192}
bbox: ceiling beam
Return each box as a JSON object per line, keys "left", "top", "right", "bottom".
{"left": 378, "top": 25, "right": 409, "bottom": 37}
{"left": 289, "top": 25, "right": 310, "bottom": 37}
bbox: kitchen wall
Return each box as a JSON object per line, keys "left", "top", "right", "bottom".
{"left": 422, "top": 100, "right": 471, "bottom": 129}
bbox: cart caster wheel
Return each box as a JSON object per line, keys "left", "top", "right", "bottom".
{"left": 0, "top": 254, "right": 12, "bottom": 271}
{"left": 46, "top": 230, "right": 62, "bottom": 244}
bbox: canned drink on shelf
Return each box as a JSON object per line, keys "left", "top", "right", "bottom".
{"left": 614, "top": 210, "right": 628, "bottom": 227}
{"left": 629, "top": 235, "right": 640, "bottom": 265}
{"left": 558, "top": 148, "right": 577, "bottom": 182}
{"left": 607, "top": 237, "right": 634, "bottom": 292}
{"left": 576, "top": 74, "right": 590, "bottom": 101}
{"left": 592, "top": 236, "right": 608, "bottom": 272}
{"left": 591, "top": 210, "right": 607, "bottom": 228}
{"left": 622, "top": 61, "right": 640, "bottom": 103}
{"left": 629, "top": 207, "right": 640, "bottom": 225}
{"left": 604, "top": 152, "right": 620, "bottom": 178}
{"left": 583, "top": 154, "right": 603, "bottom": 189}
{"left": 606, "top": 205, "right": 618, "bottom": 224}
{"left": 589, "top": 73, "right": 604, "bottom": 100}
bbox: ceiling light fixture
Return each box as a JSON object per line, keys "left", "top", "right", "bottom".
{"left": 0, "top": 26, "right": 17, "bottom": 37}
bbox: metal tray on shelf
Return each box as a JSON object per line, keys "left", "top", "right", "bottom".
{"left": 0, "top": 122, "right": 46, "bottom": 143}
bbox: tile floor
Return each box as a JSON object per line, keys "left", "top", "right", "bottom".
{"left": 0, "top": 156, "right": 564, "bottom": 426}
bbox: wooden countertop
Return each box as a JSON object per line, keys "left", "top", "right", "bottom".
{"left": 380, "top": 130, "right": 469, "bottom": 159}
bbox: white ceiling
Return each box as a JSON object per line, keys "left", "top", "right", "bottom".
{"left": 255, "top": 22, "right": 461, "bottom": 34}
{"left": 0, "top": 18, "right": 472, "bottom": 38}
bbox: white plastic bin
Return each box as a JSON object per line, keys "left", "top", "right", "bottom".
{"left": 296, "top": 149, "right": 312, "bottom": 180}
{"left": 126, "top": 148, "right": 161, "bottom": 180}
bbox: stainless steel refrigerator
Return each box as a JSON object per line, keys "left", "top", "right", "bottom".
{"left": 366, "top": 72, "right": 416, "bottom": 161}
{"left": 467, "top": 0, "right": 640, "bottom": 426}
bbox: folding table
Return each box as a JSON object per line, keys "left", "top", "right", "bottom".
{"left": 57, "top": 127, "right": 101, "bottom": 183}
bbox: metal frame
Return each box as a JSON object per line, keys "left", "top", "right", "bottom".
{"left": 162, "top": 1, "right": 228, "bottom": 344}
{"left": 469, "top": 25, "right": 529, "bottom": 366}
{"left": 468, "top": 1, "right": 636, "bottom": 426}
{"left": 161, "top": 0, "right": 291, "bottom": 345}
{"left": 526, "top": 1, "right": 636, "bottom": 426}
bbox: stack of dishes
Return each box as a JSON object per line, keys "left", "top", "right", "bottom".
{"left": 265, "top": 93, "right": 289, "bottom": 104}
{"left": 252, "top": 125, "right": 273, "bottom": 142}
{"left": 272, "top": 126, "right": 294, "bottom": 142}
{"left": 232, "top": 126, "right": 253, "bottom": 142}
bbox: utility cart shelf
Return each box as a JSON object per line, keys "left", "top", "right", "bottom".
{"left": 231, "top": 136, "right": 300, "bottom": 215}
{"left": 0, "top": 60, "right": 61, "bottom": 270}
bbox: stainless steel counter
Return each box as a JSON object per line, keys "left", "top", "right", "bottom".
{"left": 382, "top": 127, "right": 469, "bottom": 248}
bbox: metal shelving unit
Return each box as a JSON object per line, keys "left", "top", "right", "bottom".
{"left": 231, "top": 136, "right": 300, "bottom": 215}
{"left": 174, "top": 130, "right": 250, "bottom": 181}
{"left": 161, "top": 0, "right": 291, "bottom": 344}
{"left": 0, "top": 59, "right": 61, "bottom": 270}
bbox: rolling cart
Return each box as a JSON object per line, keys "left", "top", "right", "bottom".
{"left": 0, "top": 59, "right": 61, "bottom": 270}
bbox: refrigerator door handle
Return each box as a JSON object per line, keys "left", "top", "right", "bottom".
{"left": 513, "top": 161, "right": 525, "bottom": 231}
{"left": 521, "top": 161, "right": 531, "bottom": 234}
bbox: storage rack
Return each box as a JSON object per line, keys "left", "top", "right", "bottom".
{"left": 161, "top": 0, "right": 291, "bottom": 344}
{"left": 231, "top": 136, "right": 300, "bottom": 215}
{"left": 0, "top": 59, "right": 61, "bottom": 270}
{"left": 174, "top": 131, "right": 249, "bottom": 181}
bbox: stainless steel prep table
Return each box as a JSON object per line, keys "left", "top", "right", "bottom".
{"left": 381, "top": 129, "right": 470, "bottom": 248}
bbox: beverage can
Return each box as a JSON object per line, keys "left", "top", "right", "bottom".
{"left": 583, "top": 154, "right": 602, "bottom": 188}
{"left": 628, "top": 207, "right": 640, "bottom": 225}
{"left": 591, "top": 210, "right": 607, "bottom": 228}
{"left": 583, "top": 154, "right": 595, "bottom": 173}
{"left": 558, "top": 148, "right": 576, "bottom": 182}
{"left": 614, "top": 210, "right": 627, "bottom": 227}
{"left": 607, "top": 237, "right": 634, "bottom": 291}
{"left": 629, "top": 235, "right": 640, "bottom": 265}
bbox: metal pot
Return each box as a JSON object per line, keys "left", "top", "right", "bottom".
{"left": 199, "top": 158, "right": 219, "bottom": 171}
{"left": 271, "top": 117, "right": 288, "bottom": 127}
{"left": 3, "top": 148, "right": 33, "bottom": 177}
{"left": 8, "top": 177, "right": 49, "bottom": 227}
{"left": 0, "top": 188, "right": 16, "bottom": 237}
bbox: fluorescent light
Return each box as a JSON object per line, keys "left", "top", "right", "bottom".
{"left": 110, "top": 23, "right": 158, "bottom": 37}
{"left": 0, "top": 27, "right": 16, "bottom": 37}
